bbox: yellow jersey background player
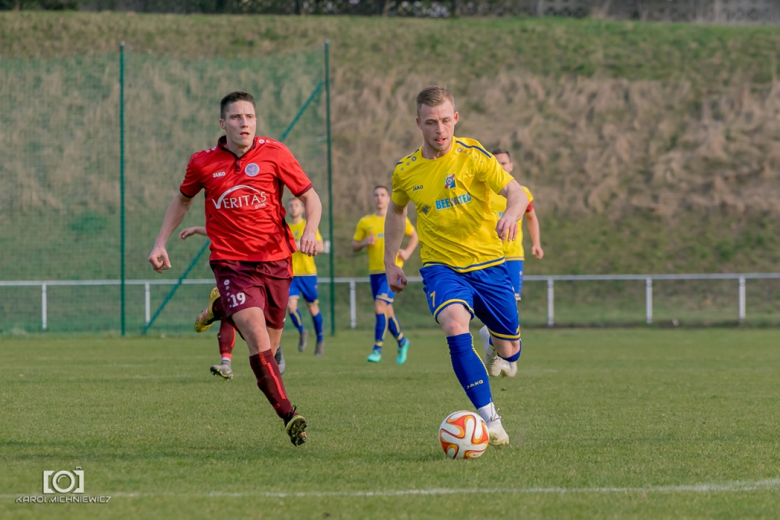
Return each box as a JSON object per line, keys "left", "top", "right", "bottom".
{"left": 287, "top": 198, "right": 326, "bottom": 356}
{"left": 489, "top": 148, "right": 544, "bottom": 378}
{"left": 384, "top": 86, "right": 529, "bottom": 446}
{"left": 352, "top": 186, "right": 418, "bottom": 364}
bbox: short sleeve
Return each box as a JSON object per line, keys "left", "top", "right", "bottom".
{"left": 404, "top": 217, "right": 415, "bottom": 237}
{"left": 478, "top": 155, "right": 514, "bottom": 195}
{"left": 179, "top": 155, "right": 203, "bottom": 198}
{"left": 276, "top": 143, "right": 313, "bottom": 197}
{"left": 353, "top": 219, "right": 366, "bottom": 241}
{"left": 391, "top": 168, "right": 410, "bottom": 207}
{"left": 315, "top": 229, "right": 323, "bottom": 241}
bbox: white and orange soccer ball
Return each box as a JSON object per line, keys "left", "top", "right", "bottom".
{"left": 439, "top": 411, "right": 490, "bottom": 459}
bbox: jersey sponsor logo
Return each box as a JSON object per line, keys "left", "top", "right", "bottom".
{"left": 435, "top": 192, "right": 472, "bottom": 211}
{"left": 213, "top": 171, "right": 226, "bottom": 177}
{"left": 211, "top": 185, "right": 267, "bottom": 210}
{"left": 245, "top": 163, "right": 260, "bottom": 177}
{"left": 413, "top": 185, "right": 423, "bottom": 191}
{"left": 444, "top": 174, "right": 456, "bottom": 189}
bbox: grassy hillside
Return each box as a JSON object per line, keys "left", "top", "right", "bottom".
{"left": 1, "top": 13, "right": 780, "bottom": 279}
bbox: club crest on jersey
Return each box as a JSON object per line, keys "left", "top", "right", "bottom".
{"left": 444, "top": 174, "right": 456, "bottom": 189}
{"left": 245, "top": 163, "right": 260, "bottom": 177}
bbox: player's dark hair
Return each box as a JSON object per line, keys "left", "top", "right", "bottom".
{"left": 416, "top": 86, "right": 455, "bottom": 115}
{"left": 492, "top": 148, "right": 511, "bottom": 159}
{"left": 220, "top": 91, "right": 256, "bottom": 119}
{"left": 373, "top": 185, "right": 389, "bottom": 194}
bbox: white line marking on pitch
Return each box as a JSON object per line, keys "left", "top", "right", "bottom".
{"left": 5, "top": 479, "right": 780, "bottom": 501}
{"left": 10, "top": 478, "right": 776, "bottom": 499}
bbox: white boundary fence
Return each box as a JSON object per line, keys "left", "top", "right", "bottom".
{"left": 2, "top": 273, "right": 779, "bottom": 331}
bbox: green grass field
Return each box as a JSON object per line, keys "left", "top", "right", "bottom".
{"left": 2, "top": 328, "right": 780, "bottom": 519}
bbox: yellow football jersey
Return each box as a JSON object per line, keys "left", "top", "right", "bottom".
{"left": 491, "top": 186, "right": 534, "bottom": 261}
{"left": 391, "top": 136, "right": 514, "bottom": 273}
{"left": 353, "top": 214, "right": 415, "bottom": 274}
{"left": 288, "top": 218, "right": 322, "bottom": 276}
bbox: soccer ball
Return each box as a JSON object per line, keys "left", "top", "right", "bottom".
{"left": 439, "top": 411, "right": 490, "bottom": 459}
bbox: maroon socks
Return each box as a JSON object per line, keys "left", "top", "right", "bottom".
{"left": 248, "top": 350, "right": 293, "bottom": 420}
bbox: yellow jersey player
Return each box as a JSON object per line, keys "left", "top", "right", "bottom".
{"left": 384, "top": 86, "right": 529, "bottom": 447}
{"left": 488, "top": 148, "right": 544, "bottom": 378}
{"left": 287, "top": 197, "right": 326, "bottom": 356}
{"left": 352, "top": 186, "right": 418, "bottom": 364}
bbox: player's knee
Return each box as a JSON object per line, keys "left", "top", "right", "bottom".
{"left": 374, "top": 300, "right": 387, "bottom": 314}
{"left": 287, "top": 300, "right": 297, "bottom": 314}
{"left": 437, "top": 306, "right": 471, "bottom": 336}
{"left": 308, "top": 302, "right": 320, "bottom": 315}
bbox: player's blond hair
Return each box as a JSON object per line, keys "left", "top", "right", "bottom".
{"left": 416, "top": 86, "right": 455, "bottom": 115}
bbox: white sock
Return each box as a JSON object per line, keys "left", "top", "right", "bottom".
{"left": 221, "top": 357, "right": 231, "bottom": 364}
{"left": 478, "top": 402, "right": 500, "bottom": 424}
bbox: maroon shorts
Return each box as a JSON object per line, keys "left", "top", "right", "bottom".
{"left": 210, "top": 259, "right": 292, "bottom": 330}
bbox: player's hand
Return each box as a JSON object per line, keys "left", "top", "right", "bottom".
{"left": 496, "top": 217, "right": 518, "bottom": 242}
{"left": 386, "top": 264, "right": 407, "bottom": 293}
{"left": 148, "top": 244, "right": 171, "bottom": 274}
{"left": 299, "top": 231, "right": 318, "bottom": 256}
{"left": 365, "top": 234, "right": 376, "bottom": 246}
{"left": 398, "top": 249, "right": 411, "bottom": 262}
{"left": 179, "top": 227, "right": 198, "bottom": 240}
{"left": 532, "top": 244, "right": 544, "bottom": 260}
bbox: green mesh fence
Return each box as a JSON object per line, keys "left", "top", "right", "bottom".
{"left": 0, "top": 46, "right": 333, "bottom": 335}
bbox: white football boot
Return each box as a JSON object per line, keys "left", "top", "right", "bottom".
{"left": 479, "top": 326, "right": 503, "bottom": 377}
{"left": 500, "top": 360, "right": 518, "bottom": 378}
{"left": 486, "top": 417, "right": 510, "bottom": 447}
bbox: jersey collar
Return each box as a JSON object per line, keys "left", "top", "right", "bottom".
{"left": 217, "top": 135, "right": 257, "bottom": 159}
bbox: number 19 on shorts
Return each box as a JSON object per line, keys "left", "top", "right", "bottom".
{"left": 228, "top": 292, "right": 246, "bottom": 308}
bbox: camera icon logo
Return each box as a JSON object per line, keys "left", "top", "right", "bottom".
{"left": 42, "top": 467, "right": 85, "bottom": 494}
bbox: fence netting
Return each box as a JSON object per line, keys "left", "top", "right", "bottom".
{"left": 0, "top": 47, "right": 332, "bottom": 334}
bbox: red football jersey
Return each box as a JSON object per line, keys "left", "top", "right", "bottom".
{"left": 180, "top": 136, "right": 313, "bottom": 263}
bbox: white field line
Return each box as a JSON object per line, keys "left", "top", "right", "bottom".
{"left": 7, "top": 479, "right": 778, "bottom": 500}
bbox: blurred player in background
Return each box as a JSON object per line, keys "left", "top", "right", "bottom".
{"left": 148, "top": 91, "right": 320, "bottom": 446}
{"left": 352, "top": 186, "right": 418, "bottom": 364}
{"left": 286, "top": 197, "right": 326, "bottom": 356}
{"left": 179, "top": 226, "right": 287, "bottom": 379}
{"left": 485, "top": 148, "right": 544, "bottom": 378}
{"left": 384, "top": 86, "right": 529, "bottom": 447}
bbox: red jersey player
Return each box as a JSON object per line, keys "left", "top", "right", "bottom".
{"left": 148, "top": 91, "right": 322, "bottom": 446}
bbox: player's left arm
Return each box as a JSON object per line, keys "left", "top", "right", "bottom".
{"left": 525, "top": 208, "right": 544, "bottom": 259}
{"left": 496, "top": 180, "right": 529, "bottom": 242}
{"left": 384, "top": 200, "right": 409, "bottom": 293}
{"left": 297, "top": 189, "right": 322, "bottom": 257}
{"left": 179, "top": 226, "right": 207, "bottom": 240}
{"left": 315, "top": 229, "right": 325, "bottom": 254}
{"left": 276, "top": 144, "right": 322, "bottom": 256}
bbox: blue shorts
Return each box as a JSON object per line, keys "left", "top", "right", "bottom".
{"left": 289, "top": 275, "right": 319, "bottom": 304}
{"left": 370, "top": 273, "right": 395, "bottom": 303}
{"left": 506, "top": 260, "right": 524, "bottom": 301}
{"left": 420, "top": 263, "right": 521, "bottom": 340}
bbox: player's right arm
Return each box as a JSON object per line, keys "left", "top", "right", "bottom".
{"left": 351, "top": 219, "right": 375, "bottom": 252}
{"left": 148, "top": 193, "right": 193, "bottom": 273}
{"left": 385, "top": 169, "right": 412, "bottom": 293}
{"left": 179, "top": 226, "right": 207, "bottom": 240}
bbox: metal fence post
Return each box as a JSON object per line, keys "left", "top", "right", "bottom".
{"left": 646, "top": 278, "right": 653, "bottom": 324}
{"left": 739, "top": 276, "right": 746, "bottom": 323}
{"left": 119, "top": 42, "right": 126, "bottom": 337}
{"left": 547, "top": 278, "right": 554, "bottom": 327}
{"left": 41, "top": 283, "right": 47, "bottom": 331}
{"left": 145, "top": 283, "right": 151, "bottom": 325}
{"left": 349, "top": 279, "right": 356, "bottom": 329}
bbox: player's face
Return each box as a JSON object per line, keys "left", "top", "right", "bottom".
{"left": 219, "top": 101, "right": 257, "bottom": 149}
{"left": 416, "top": 100, "right": 459, "bottom": 154}
{"left": 495, "top": 153, "right": 514, "bottom": 174}
{"left": 373, "top": 188, "right": 389, "bottom": 210}
{"left": 288, "top": 199, "right": 304, "bottom": 218}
